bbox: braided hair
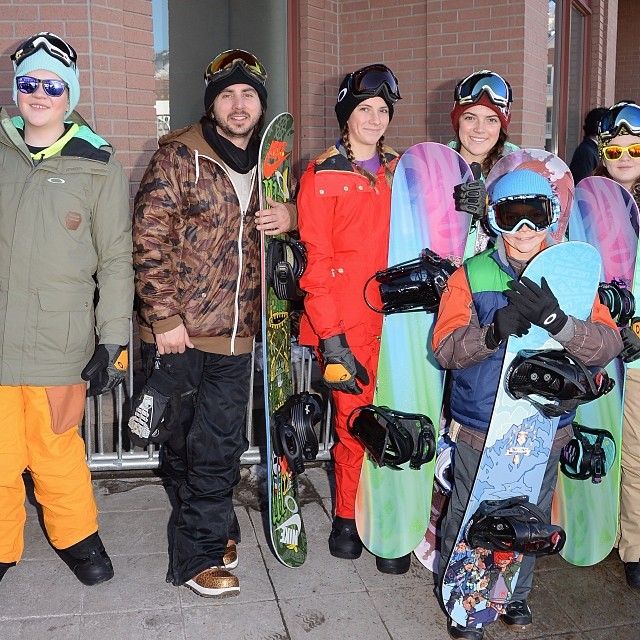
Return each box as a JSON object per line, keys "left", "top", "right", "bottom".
{"left": 340, "top": 123, "right": 394, "bottom": 187}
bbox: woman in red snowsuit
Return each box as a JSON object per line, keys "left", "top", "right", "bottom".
{"left": 297, "top": 64, "right": 407, "bottom": 572}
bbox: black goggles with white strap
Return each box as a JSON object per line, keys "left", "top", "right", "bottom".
{"left": 11, "top": 32, "right": 77, "bottom": 70}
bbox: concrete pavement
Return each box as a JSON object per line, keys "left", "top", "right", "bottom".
{"left": 1, "top": 464, "right": 639, "bottom": 640}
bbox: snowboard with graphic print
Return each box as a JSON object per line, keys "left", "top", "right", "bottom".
{"left": 259, "top": 113, "right": 306, "bottom": 567}
{"left": 415, "top": 149, "right": 576, "bottom": 573}
{"left": 440, "top": 242, "right": 601, "bottom": 629}
{"left": 552, "top": 176, "right": 639, "bottom": 566}
{"left": 354, "top": 142, "right": 473, "bottom": 559}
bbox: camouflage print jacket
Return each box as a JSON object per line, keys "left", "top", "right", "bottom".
{"left": 133, "top": 123, "right": 263, "bottom": 355}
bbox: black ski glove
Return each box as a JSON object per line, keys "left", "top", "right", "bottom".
{"left": 485, "top": 303, "right": 532, "bottom": 349}
{"left": 620, "top": 319, "right": 640, "bottom": 363}
{"left": 319, "top": 333, "right": 370, "bottom": 394}
{"left": 128, "top": 365, "right": 174, "bottom": 447}
{"left": 505, "top": 276, "right": 568, "bottom": 335}
{"left": 81, "top": 344, "right": 128, "bottom": 396}
{"left": 453, "top": 162, "right": 486, "bottom": 221}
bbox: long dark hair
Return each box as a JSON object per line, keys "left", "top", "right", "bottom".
{"left": 453, "top": 129, "right": 509, "bottom": 178}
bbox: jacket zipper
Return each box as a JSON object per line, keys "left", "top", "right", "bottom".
{"left": 196, "top": 151, "right": 256, "bottom": 355}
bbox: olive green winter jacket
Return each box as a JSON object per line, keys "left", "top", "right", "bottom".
{"left": 0, "top": 108, "right": 133, "bottom": 386}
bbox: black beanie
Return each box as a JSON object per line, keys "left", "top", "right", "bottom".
{"left": 204, "top": 65, "right": 268, "bottom": 115}
{"left": 334, "top": 72, "right": 395, "bottom": 130}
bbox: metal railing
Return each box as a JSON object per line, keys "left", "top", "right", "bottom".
{"left": 82, "top": 330, "right": 333, "bottom": 471}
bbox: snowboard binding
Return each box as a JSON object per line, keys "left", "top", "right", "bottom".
{"left": 505, "top": 349, "right": 615, "bottom": 417}
{"left": 272, "top": 391, "right": 323, "bottom": 475}
{"left": 464, "top": 496, "right": 566, "bottom": 556}
{"left": 598, "top": 279, "right": 635, "bottom": 326}
{"left": 266, "top": 237, "right": 307, "bottom": 301}
{"left": 347, "top": 404, "right": 436, "bottom": 470}
{"left": 364, "top": 248, "right": 457, "bottom": 315}
{"left": 560, "top": 422, "right": 616, "bottom": 484}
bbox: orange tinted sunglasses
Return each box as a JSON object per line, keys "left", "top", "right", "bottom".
{"left": 602, "top": 143, "right": 640, "bottom": 161}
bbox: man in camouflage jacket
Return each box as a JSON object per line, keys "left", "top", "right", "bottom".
{"left": 132, "top": 50, "right": 295, "bottom": 597}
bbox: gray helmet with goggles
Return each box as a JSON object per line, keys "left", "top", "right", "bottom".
{"left": 487, "top": 169, "right": 561, "bottom": 235}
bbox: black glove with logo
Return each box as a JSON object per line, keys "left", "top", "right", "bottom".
{"left": 453, "top": 162, "right": 486, "bottom": 221}
{"left": 81, "top": 344, "right": 128, "bottom": 396}
{"left": 505, "top": 276, "right": 568, "bottom": 335}
{"left": 319, "top": 333, "right": 370, "bottom": 395}
{"left": 128, "top": 378, "right": 172, "bottom": 447}
{"left": 485, "top": 303, "right": 532, "bottom": 349}
{"left": 620, "top": 319, "right": 640, "bottom": 363}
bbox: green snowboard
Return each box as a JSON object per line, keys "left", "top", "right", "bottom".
{"left": 259, "top": 113, "right": 307, "bottom": 567}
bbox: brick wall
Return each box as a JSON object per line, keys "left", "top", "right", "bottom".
{"left": 0, "top": 0, "right": 157, "bottom": 201}
{"left": 426, "top": 0, "right": 548, "bottom": 149}
{"left": 297, "top": 0, "right": 427, "bottom": 163}
{"left": 615, "top": 0, "right": 640, "bottom": 104}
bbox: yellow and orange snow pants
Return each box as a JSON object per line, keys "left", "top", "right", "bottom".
{"left": 0, "top": 385, "right": 98, "bottom": 563}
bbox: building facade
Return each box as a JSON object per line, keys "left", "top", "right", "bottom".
{"left": 0, "top": 0, "right": 638, "bottom": 199}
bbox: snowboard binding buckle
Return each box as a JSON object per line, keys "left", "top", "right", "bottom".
{"left": 364, "top": 248, "right": 457, "bottom": 315}
{"left": 465, "top": 496, "right": 566, "bottom": 556}
{"left": 272, "top": 392, "right": 323, "bottom": 475}
{"left": 598, "top": 279, "right": 635, "bottom": 326}
{"left": 347, "top": 404, "right": 436, "bottom": 470}
{"left": 266, "top": 237, "right": 307, "bottom": 301}
{"left": 505, "top": 348, "right": 615, "bottom": 417}
{"left": 560, "top": 422, "right": 616, "bottom": 484}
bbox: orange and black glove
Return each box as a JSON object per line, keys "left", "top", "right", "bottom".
{"left": 81, "top": 344, "right": 128, "bottom": 396}
{"left": 319, "top": 334, "right": 369, "bottom": 395}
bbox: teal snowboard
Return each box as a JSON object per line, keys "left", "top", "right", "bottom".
{"left": 552, "top": 176, "right": 639, "bottom": 566}
{"left": 354, "top": 142, "right": 473, "bottom": 558}
{"left": 259, "top": 113, "right": 306, "bottom": 567}
{"left": 440, "top": 242, "right": 601, "bottom": 629}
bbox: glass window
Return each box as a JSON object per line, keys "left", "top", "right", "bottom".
{"left": 167, "top": 0, "right": 287, "bottom": 130}
{"left": 546, "top": 2, "right": 557, "bottom": 152}
{"left": 152, "top": 0, "right": 170, "bottom": 138}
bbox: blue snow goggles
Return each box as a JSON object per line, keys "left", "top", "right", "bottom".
{"left": 204, "top": 49, "right": 267, "bottom": 86}
{"left": 598, "top": 102, "right": 640, "bottom": 142}
{"left": 11, "top": 32, "right": 77, "bottom": 70}
{"left": 16, "top": 75, "right": 68, "bottom": 98}
{"left": 488, "top": 195, "right": 560, "bottom": 234}
{"left": 346, "top": 64, "right": 402, "bottom": 102}
{"left": 454, "top": 70, "right": 512, "bottom": 109}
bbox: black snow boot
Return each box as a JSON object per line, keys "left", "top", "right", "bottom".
{"left": 447, "top": 619, "right": 484, "bottom": 640}
{"left": 501, "top": 599, "right": 532, "bottom": 630}
{"left": 376, "top": 553, "right": 411, "bottom": 574}
{"left": 0, "top": 561, "right": 16, "bottom": 582}
{"left": 625, "top": 561, "right": 640, "bottom": 588}
{"left": 57, "top": 532, "right": 114, "bottom": 586}
{"left": 328, "top": 516, "right": 363, "bottom": 559}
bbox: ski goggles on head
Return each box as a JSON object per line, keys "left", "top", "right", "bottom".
{"left": 16, "top": 75, "right": 68, "bottom": 98}
{"left": 11, "top": 32, "right": 77, "bottom": 70}
{"left": 204, "top": 49, "right": 267, "bottom": 86}
{"left": 598, "top": 102, "right": 640, "bottom": 141}
{"left": 488, "top": 195, "right": 559, "bottom": 234}
{"left": 454, "top": 70, "right": 512, "bottom": 109}
{"left": 347, "top": 64, "right": 402, "bottom": 102}
{"left": 601, "top": 143, "right": 640, "bottom": 161}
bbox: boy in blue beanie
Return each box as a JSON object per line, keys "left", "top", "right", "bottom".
{"left": 433, "top": 169, "right": 621, "bottom": 639}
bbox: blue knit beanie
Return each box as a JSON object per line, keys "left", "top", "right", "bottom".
{"left": 489, "top": 169, "right": 554, "bottom": 203}
{"left": 13, "top": 48, "right": 80, "bottom": 119}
